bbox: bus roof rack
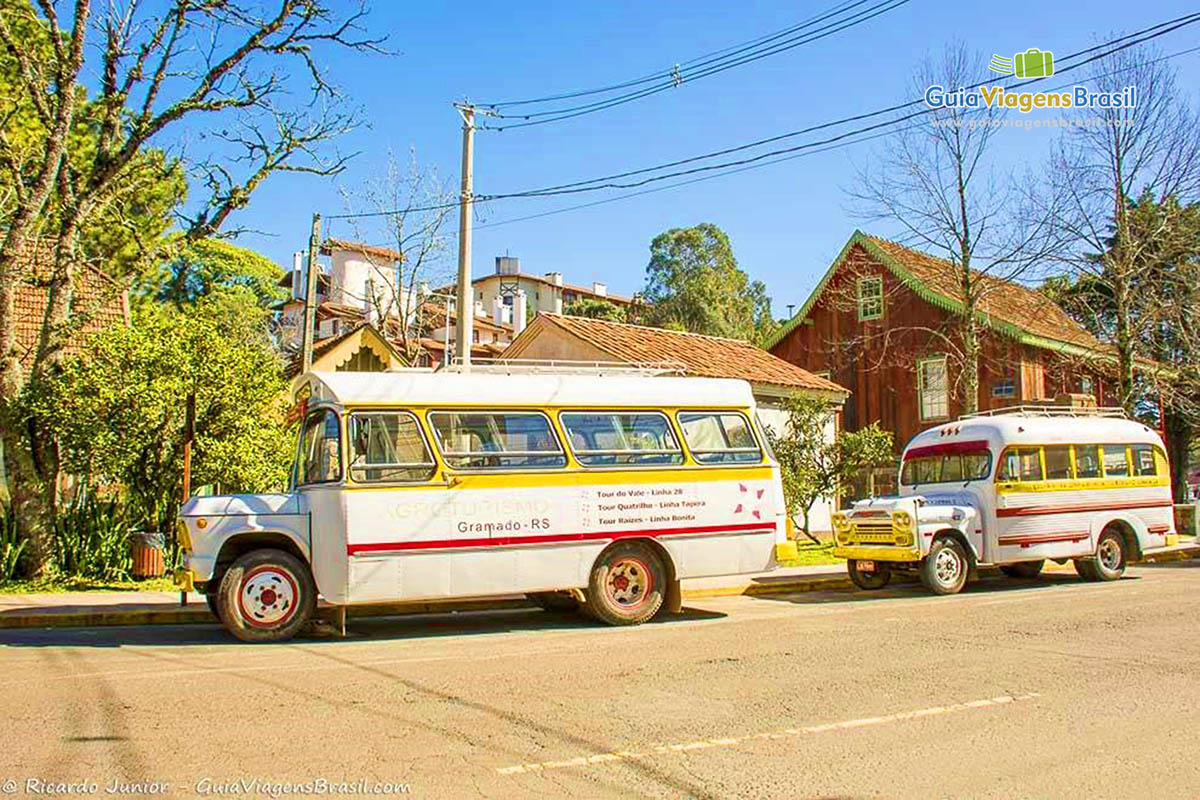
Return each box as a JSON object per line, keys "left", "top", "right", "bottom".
{"left": 438, "top": 358, "right": 688, "bottom": 377}
{"left": 960, "top": 405, "right": 1128, "bottom": 420}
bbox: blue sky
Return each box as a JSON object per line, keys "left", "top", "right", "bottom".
{"left": 227, "top": 0, "right": 1200, "bottom": 316}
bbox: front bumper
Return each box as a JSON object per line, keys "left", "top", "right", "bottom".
{"left": 173, "top": 568, "right": 196, "bottom": 592}
{"left": 833, "top": 545, "right": 921, "bottom": 563}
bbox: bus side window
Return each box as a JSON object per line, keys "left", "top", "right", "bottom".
{"left": 1101, "top": 445, "right": 1130, "bottom": 477}
{"left": 1044, "top": 446, "right": 1072, "bottom": 480}
{"left": 1074, "top": 445, "right": 1101, "bottom": 478}
{"left": 1000, "top": 448, "right": 1042, "bottom": 482}
{"left": 678, "top": 412, "right": 761, "bottom": 464}
{"left": 1130, "top": 445, "right": 1157, "bottom": 477}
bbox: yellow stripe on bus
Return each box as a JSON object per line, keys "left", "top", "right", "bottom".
{"left": 995, "top": 476, "right": 1168, "bottom": 495}
{"left": 341, "top": 465, "right": 777, "bottom": 492}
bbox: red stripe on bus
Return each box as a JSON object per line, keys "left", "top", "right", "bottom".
{"left": 999, "top": 533, "right": 1089, "bottom": 548}
{"left": 346, "top": 522, "right": 778, "bottom": 555}
{"left": 996, "top": 499, "right": 1173, "bottom": 518}
{"left": 1147, "top": 524, "right": 1171, "bottom": 534}
{"left": 904, "top": 439, "right": 991, "bottom": 460}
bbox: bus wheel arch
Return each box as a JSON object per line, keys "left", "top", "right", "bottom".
{"left": 585, "top": 539, "right": 670, "bottom": 625}
{"left": 211, "top": 532, "right": 311, "bottom": 595}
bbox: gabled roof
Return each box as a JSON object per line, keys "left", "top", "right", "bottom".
{"left": 505, "top": 313, "right": 847, "bottom": 395}
{"left": 766, "top": 230, "right": 1106, "bottom": 357}
{"left": 437, "top": 273, "right": 634, "bottom": 305}
{"left": 285, "top": 322, "right": 407, "bottom": 379}
{"left": 13, "top": 239, "right": 129, "bottom": 368}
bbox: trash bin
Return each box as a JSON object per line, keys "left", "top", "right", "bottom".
{"left": 130, "top": 531, "right": 165, "bottom": 579}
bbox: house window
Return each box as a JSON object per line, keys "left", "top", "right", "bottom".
{"left": 917, "top": 356, "right": 949, "bottom": 421}
{"left": 992, "top": 378, "right": 1016, "bottom": 399}
{"left": 857, "top": 276, "right": 884, "bottom": 321}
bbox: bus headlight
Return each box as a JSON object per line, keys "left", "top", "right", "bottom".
{"left": 832, "top": 513, "right": 850, "bottom": 532}
{"left": 892, "top": 510, "right": 912, "bottom": 530}
{"left": 894, "top": 531, "right": 914, "bottom": 547}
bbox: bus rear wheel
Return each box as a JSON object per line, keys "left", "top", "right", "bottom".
{"left": 218, "top": 549, "right": 316, "bottom": 643}
{"left": 1075, "top": 529, "right": 1126, "bottom": 582}
{"left": 848, "top": 559, "right": 891, "bottom": 590}
{"left": 586, "top": 542, "right": 666, "bottom": 626}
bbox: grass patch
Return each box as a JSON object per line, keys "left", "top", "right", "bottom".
{"left": 0, "top": 576, "right": 176, "bottom": 595}
{"left": 778, "top": 542, "right": 844, "bottom": 568}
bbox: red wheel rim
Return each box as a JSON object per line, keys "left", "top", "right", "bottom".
{"left": 237, "top": 565, "right": 300, "bottom": 629}
{"left": 606, "top": 556, "right": 652, "bottom": 610}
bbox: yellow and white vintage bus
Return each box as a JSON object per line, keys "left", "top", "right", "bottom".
{"left": 833, "top": 406, "right": 1177, "bottom": 595}
{"left": 176, "top": 370, "right": 791, "bottom": 641}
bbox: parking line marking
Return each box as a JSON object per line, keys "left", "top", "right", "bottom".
{"left": 495, "top": 692, "right": 1041, "bottom": 776}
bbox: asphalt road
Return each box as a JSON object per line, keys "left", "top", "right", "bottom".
{"left": 1, "top": 562, "right": 1197, "bottom": 800}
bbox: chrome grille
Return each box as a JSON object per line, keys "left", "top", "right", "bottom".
{"left": 850, "top": 521, "right": 894, "bottom": 543}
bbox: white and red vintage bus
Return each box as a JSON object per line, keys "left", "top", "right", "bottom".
{"left": 175, "top": 370, "right": 793, "bottom": 641}
{"left": 833, "top": 406, "right": 1177, "bottom": 594}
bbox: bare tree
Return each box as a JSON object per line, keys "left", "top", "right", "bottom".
{"left": 1045, "top": 41, "right": 1200, "bottom": 413}
{"left": 336, "top": 149, "right": 455, "bottom": 359}
{"left": 0, "top": 0, "right": 382, "bottom": 570}
{"left": 849, "top": 42, "right": 1062, "bottom": 414}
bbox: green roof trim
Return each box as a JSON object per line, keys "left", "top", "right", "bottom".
{"left": 766, "top": 230, "right": 1106, "bottom": 360}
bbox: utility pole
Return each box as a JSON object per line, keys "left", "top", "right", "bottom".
{"left": 301, "top": 212, "right": 322, "bottom": 374}
{"left": 453, "top": 103, "right": 475, "bottom": 369}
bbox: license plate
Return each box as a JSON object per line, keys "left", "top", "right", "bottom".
{"left": 857, "top": 560, "right": 875, "bottom": 572}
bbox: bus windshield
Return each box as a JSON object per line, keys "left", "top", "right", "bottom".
{"left": 901, "top": 452, "right": 991, "bottom": 486}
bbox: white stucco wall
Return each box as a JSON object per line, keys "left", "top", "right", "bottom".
{"left": 754, "top": 396, "right": 838, "bottom": 536}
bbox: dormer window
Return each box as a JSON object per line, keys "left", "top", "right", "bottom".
{"left": 857, "top": 276, "right": 884, "bottom": 321}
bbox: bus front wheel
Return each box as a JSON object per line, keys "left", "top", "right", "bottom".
{"left": 848, "top": 560, "right": 891, "bottom": 590}
{"left": 921, "top": 538, "right": 969, "bottom": 595}
{"left": 586, "top": 542, "right": 666, "bottom": 626}
{"left": 218, "top": 548, "right": 316, "bottom": 643}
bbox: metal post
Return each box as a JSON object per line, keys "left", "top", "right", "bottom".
{"left": 454, "top": 104, "right": 475, "bottom": 369}
{"left": 179, "top": 390, "right": 195, "bottom": 607}
{"left": 301, "top": 213, "right": 322, "bottom": 374}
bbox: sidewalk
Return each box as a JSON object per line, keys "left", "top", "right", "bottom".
{"left": 1, "top": 541, "right": 1195, "bottom": 631}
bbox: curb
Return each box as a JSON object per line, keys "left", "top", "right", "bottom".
{"left": 1, "top": 546, "right": 1195, "bottom": 631}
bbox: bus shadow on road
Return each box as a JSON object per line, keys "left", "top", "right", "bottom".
{"left": 748, "top": 570, "right": 1140, "bottom": 606}
{"left": 0, "top": 605, "right": 729, "bottom": 649}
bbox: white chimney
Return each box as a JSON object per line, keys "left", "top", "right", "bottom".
{"left": 291, "top": 251, "right": 306, "bottom": 300}
{"left": 545, "top": 271, "right": 563, "bottom": 286}
{"left": 492, "top": 295, "right": 504, "bottom": 326}
{"left": 552, "top": 292, "right": 563, "bottom": 315}
{"left": 514, "top": 289, "right": 528, "bottom": 334}
{"left": 592, "top": 282, "right": 607, "bottom": 297}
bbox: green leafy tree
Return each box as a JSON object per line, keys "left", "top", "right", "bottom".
{"left": 641, "top": 223, "right": 775, "bottom": 343}
{"left": 0, "top": 0, "right": 377, "bottom": 571}
{"left": 766, "top": 395, "right": 894, "bottom": 543}
{"left": 29, "top": 291, "right": 293, "bottom": 533}
{"left": 135, "top": 239, "right": 286, "bottom": 310}
{"left": 563, "top": 298, "right": 626, "bottom": 322}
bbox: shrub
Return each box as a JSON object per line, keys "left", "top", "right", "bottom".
{"left": 52, "top": 495, "right": 133, "bottom": 581}
{"left": 0, "top": 512, "right": 28, "bottom": 582}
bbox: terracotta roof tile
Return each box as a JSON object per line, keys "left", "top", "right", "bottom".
{"left": 12, "top": 239, "right": 129, "bottom": 368}
{"left": 511, "top": 314, "right": 847, "bottom": 394}
{"left": 321, "top": 238, "right": 404, "bottom": 262}
{"left": 862, "top": 234, "right": 1103, "bottom": 352}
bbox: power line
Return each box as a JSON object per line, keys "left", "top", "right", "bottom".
{"left": 327, "top": 14, "right": 1200, "bottom": 222}
{"left": 481, "top": 0, "right": 911, "bottom": 130}
{"left": 491, "top": 13, "right": 1200, "bottom": 197}
{"left": 480, "top": 0, "right": 868, "bottom": 109}
{"left": 468, "top": 43, "right": 1200, "bottom": 232}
